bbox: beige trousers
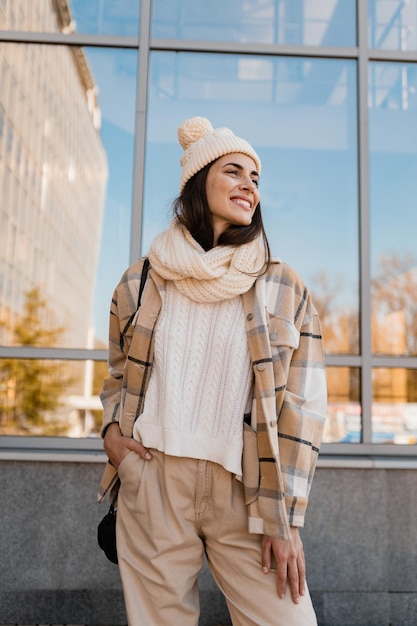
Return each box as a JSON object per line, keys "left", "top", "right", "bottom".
{"left": 116, "top": 449, "right": 317, "bottom": 626}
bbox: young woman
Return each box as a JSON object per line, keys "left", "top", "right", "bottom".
{"left": 99, "top": 116, "right": 327, "bottom": 625}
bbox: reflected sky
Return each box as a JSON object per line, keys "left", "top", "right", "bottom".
{"left": 369, "top": 62, "right": 417, "bottom": 267}
{"left": 70, "top": 0, "right": 140, "bottom": 36}
{"left": 143, "top": 52, "right": 359, "bottom": 354}
{"left": 368, "top": 0, "right": 417, "bottom": 50}
{"left": 83, "top": 48, "right": 137, "bottom": 344}
{"left": 0, "top": 0, "right": 140, "bottom": 36}
{"left": 1, "top": 1, "right": 416, "bottom": 358}
{"left": 369, "top": 62, "right": 417, "bottom": 357}
{"left": 152, "top": 0, "right": 356, "bottom": 46}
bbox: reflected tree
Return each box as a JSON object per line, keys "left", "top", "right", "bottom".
{"left": 372, "top": 252, "right": 417, "bottom": 403}
{"left": 310, "top": 271, "right": 359, "bottom": 356}
{"left": 310, "top": 271, "right": 360, "bottom": 440}
{"left": 372, "top": 252, "right": 417, "bottom": 356}
{"left": 0, "top": 287, "right": 70, "bottom": 435}
{"left": 91, "top": 340, "right": 108, "bottom": 433}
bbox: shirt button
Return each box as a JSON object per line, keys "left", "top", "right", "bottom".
{"left": 269, "top": 420, "right": 276, "bottom": 427}
{"left": 256, "top": 363, "right": 266, "bottom": 371}
{"left": 269, "top": 331, "right": 277, "bottom": 340}
{"left": 247, "top": 313, "right": 254, "bottom": 321}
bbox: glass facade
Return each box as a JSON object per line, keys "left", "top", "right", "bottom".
{"left": 372, "top": 368, "right": 417, "bottom": 444}
{"left": 144, "top": 53, "right": 359, "bottom": 355}
{"left": 368, "top": 0, "right": 417, "bottom": 51}
{"left": 369, "top": 62, "right": 417, "bottom": 358}
{"left": 0, "top": 0, "right": 416, "bottom": 453}
{"left": 0, "top": 0, "right": 140, "bottom": 36}
{"left": 0, "top": 42, "right": 137, "bottom": 349}
{"left": 152, "top": 0, "right": 357, "bottom": 46}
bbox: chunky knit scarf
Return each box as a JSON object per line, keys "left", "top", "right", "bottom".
{"left": 148, "top": 219, "right": 266, "bottom": 303}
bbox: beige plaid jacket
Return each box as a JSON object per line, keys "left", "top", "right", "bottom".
{"left": 98, "top": 258, "right": 326, "bottom": 540}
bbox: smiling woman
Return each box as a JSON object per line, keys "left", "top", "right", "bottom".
{"left": 100, "top": 115, "right": 326, "bottom": 625}
{"left": 2, "top": 1, "right": 417, "bottom": 624}
{"left": 169, "top": 117, "right": 269, "bottom": 257}
{"left": 206, "top": 155, "right": 260, "bottom": 244}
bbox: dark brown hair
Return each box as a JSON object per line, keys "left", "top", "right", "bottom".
{"left": 173, "top": 160, "right": 271, "bottom": 271}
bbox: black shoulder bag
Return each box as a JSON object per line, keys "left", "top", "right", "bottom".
{"left": 97, "top": 258, "right": 150, "bottom": 564}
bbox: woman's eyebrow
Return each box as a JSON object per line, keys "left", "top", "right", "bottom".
{"left": 223, "top": 162, "right": 259, "bottom": 177}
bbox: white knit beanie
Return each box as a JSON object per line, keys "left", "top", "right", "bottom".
{"left": 178, "top": 116, "right": 261, "bottom": 191}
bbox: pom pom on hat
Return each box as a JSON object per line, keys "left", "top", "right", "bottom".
{"left": 177, "top": 116, "right": 261, "bottom": 191}
{"left": 178, "top": 116, "right": 214, "bottom": 150}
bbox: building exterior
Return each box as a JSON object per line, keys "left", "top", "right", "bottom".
{"left": 0, "top": 0, "right": 107, "bottom": 435}
{"left": 0, "top": 1, "right": 417, "bottom": 624}
{"left": 0, "top": 1, "right": 107, "bottom": 348}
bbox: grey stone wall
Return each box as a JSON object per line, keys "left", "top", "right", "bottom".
{"left": 1, "top": 460, "right": 416, "bottom": 626}
{"left": 305, "top": 467, "right": 417, "bottom": 626}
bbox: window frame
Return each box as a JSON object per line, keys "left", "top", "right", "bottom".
{"left": 0, "top": 0, "right": 416, "bottom": 460}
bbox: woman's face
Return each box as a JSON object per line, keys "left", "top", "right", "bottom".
{"left": 205, "top": 153, "right": 260, "bottom": 245}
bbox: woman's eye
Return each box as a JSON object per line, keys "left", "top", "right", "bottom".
{"left": 227, "top": 169, "right": 238, "bottom": 175}
{"left": 252, "top": 179, "right": 259, "bottom": 187}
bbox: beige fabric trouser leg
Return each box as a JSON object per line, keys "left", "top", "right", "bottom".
{"left": 116, "top": 449, "right": 317, "bottom": 626}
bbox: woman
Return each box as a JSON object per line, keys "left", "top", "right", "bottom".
{"left": 99, "top": 116, "right": 326, "bottom": 625}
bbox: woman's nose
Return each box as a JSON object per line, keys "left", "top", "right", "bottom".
{"left": 240, "top": 179, "right": 256, "bottom": 192}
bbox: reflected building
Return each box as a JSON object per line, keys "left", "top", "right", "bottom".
{"left": 0, "top": 0, "right": 107, "bottom": 349}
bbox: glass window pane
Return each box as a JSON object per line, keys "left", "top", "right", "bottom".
{"left": 323, "top": 367, "right": 361, "bottom": 443}
{"left": 0, "top": 43, "right": 137, "bottom": 350}
{"left": 0, "top": 358, "right": 106, "bottom": 437}
{"left": 152, "top": 0, "right": 356, "bottom": 46}
{"left": 0, "top": 0, "right": 140, "bottom": 36}
{"left": 372, "top": 368, "right": 417, "bottom": 444}
{"left": 143, "top": 52, "right": 359, "bottom": 354}
{"left": 369, "top": 63, "right": 417, "bottom": 356}
{"left": 368, "top": 0, "right": 417, "bottom": 51}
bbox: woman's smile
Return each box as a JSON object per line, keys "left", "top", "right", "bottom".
{"left": 230, "top": 195, "right": 253, "bottom": 210}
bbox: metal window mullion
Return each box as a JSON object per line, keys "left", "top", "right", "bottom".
{"left": 129, "top": 0, "right": 152, "bottom": 264}
{"left": 322, "top": 442, "right": 417, "bottom": 456}
{"left": 150, "top": 38, "right": 359, "bottom": 59}
{"left": 372, "top": 356, "right": 417, "bottom": 368}
{"left": 368, "top": 49, "right": 417, "bottom": 62}
{"left": 0, "top": 30, "right": 138, "bottom": 48}
{"left": 357, "top": 0, "right": 373, "bottom": 445}
{"left": 325, "top": 355, "right": 362, "bottom": 367}
{"left": 0, "top": 346, "right": 107, "bottom": 361}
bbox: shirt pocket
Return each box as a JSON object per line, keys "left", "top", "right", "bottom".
{"left": 267, "top": 315, "right": 300, "bottom": 402}
{"left": 267, "top": 314, "right": 300, "bottom": 350}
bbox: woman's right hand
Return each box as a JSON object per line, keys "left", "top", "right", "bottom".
{"left": 103, "top": 422, "right": 153, "bottom": 468}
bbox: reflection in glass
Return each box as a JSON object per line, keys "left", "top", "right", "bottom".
{"left": 368, "top": 0, "right": 417, "bottom": 51}
{"left": 372, "top": 368, "right": 417, "bottom": 444}
{"left": 0, "top": 43, "right": 137, "bottom": 350}
{"left": 144, "top": 52, "right": 359, "bottom": 354}
{"left": 323, "top": 367, "right": 361, "bottom": 443}
{"left": 0, "top": 358, "right": 107, "bottom": 437}
{"left": 0, "top": 0, "right": 140, "bottom": 37}
{"left": 152, "top": 0, "right": 356, "bottom": 46}
{"left": 369, "top": 63, "right": 417, "bottom": 356}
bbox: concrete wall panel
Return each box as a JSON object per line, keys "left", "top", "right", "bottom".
{"left": 2, "top": 461, "right": 417, "bottom": 626}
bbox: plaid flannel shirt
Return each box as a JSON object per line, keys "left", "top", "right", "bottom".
{"left": 98, "top": 258, "right": 327, "bottom": 540}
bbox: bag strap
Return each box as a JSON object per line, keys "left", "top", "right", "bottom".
{"left": 138, "top": 257, "right": 150, "bottom": 308}
{"left": 120, "top": 258, "right": 150, "bottom": 350}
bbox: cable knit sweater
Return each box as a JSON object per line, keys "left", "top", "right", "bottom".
{"left": 132, "top": 281, "right": 253, "bottom": 475}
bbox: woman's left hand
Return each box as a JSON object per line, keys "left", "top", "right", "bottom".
{"left": 261, "top": 527, "right": 306, "bottom": 604}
